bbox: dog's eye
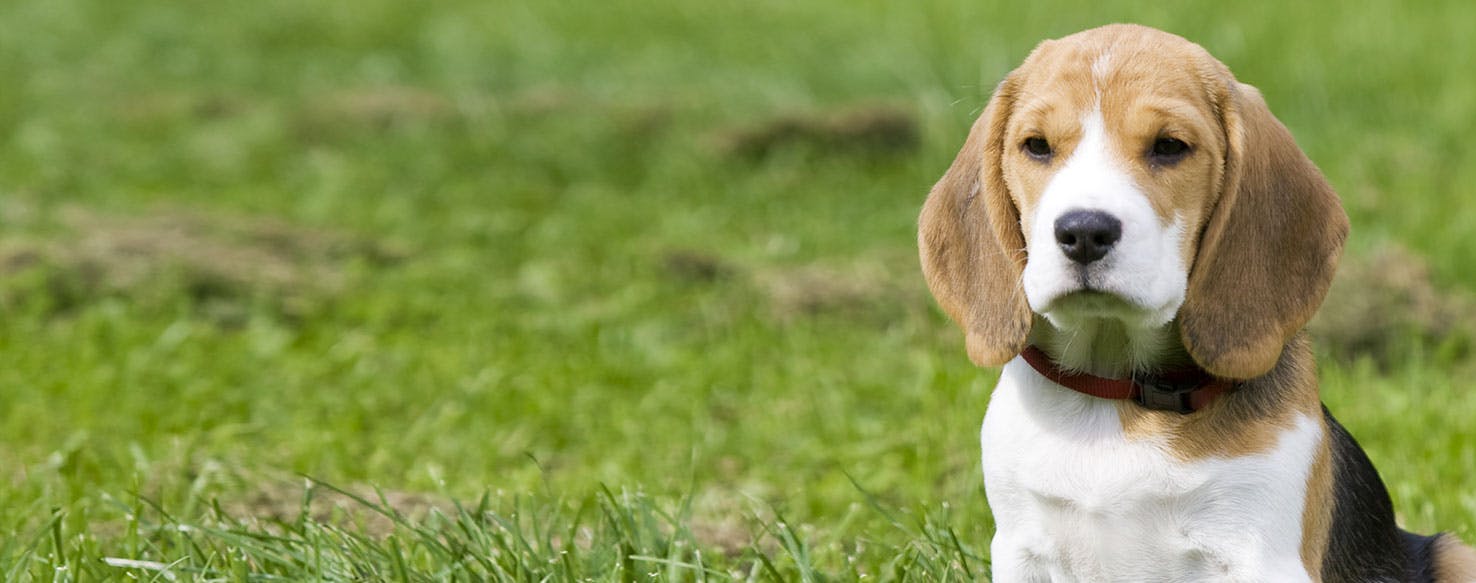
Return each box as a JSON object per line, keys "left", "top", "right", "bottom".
{"left": 1023, "top": 137, "right": 1052, "bottom": 160}
{"left": 1150, "top": 137, "right": 1190, "bottom": 161}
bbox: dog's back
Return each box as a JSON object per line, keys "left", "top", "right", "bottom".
{"left": 1322, "top": 408, "right": 1474, "bottom": 581}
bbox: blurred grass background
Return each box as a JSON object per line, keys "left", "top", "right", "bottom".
{"left": 0, "top": 0, "right": 1473, "bottom": 578}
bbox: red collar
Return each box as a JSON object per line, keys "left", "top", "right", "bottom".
{"left": 1019, "top": 345, "right": 1236, "bottom": 414}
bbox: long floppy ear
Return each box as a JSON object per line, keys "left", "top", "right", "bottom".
{"left": 918, "top": 76, "right": 1032, "bottom": 367}
{"left": 1178, "top": 82, "right": 1349, "bottom": 379}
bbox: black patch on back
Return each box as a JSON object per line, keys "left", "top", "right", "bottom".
{"left": 1320, "top": 405, "right": 1426, "bottom": 582}
{"left": 1401, "top": 531, "right": 1441, "bottom": 582}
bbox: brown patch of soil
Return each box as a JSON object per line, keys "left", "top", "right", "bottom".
{"left": 218, "top": 476, "right": 450, "bottom": 537}
{"left": 1311, "top": 243, "right": 1474, "bottom": 364}
{"left": 0, "top": 207, "right": 406, "bottom": 323}
{"left": 713, "top": 103, "right": 920, "bottom": 160}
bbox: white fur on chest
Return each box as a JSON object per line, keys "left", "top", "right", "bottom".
{"left": 981, "top": 359, "right": 1321, "bottom": 582}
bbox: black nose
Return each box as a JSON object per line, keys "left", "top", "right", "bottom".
{"left": 1054, "top": 210, "right": 1122, "bottom": 264}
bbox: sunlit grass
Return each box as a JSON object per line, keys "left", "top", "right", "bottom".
{"left": 0, "top": 0, "right": 1472, "bottom": 578}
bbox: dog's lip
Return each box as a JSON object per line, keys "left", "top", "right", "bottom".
{"left": 1039, "top": 288, "right": 1145, "bottom": 316}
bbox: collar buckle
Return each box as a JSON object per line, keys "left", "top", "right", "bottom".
{"left": 1133, "top": 378, "right": 1201, "bottom": 414}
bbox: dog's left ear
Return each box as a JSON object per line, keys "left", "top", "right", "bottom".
{"left": 1179, "top": 82, "right": 1349, "bottom": 379}
{"left": 918, "top": 73, "right": 1033, "bottom": 367}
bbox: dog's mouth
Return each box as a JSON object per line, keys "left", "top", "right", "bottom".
{"left": 1024, "top": 255, "right": 1188, "bottom": 330}
{"left": 1046, "top": 289, "right": 1140, "bottom": 316}
{"left": 1033, "top": 281, "right": 1168, "bottom": 324}
{"left": 1035, "top": 285, "right": 1183, "bottom": 331}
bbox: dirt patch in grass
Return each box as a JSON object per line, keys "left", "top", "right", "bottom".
{"left": 503, "top": 85, "right": 577, "bottom": 116}
{"left": 222, "top": 475, "right": 768, "bottom": 556}
{"left": 298, "top": 85, "right": 461, "bottom": 134}
{"left": 661, "top": 249, "right": 736, "bottom": 284}
{"left": 112, "top": 92, "right": 254, "bottom": 123}
{"left": 756, "top": 259, "right": 926, "bottom": 325}
{"left": 713, "top": 103, "right": 920, "bottom": 160}
{"left": 688, "top": 515, "right": 758, "bottom": 560}
{"left": 217, "top": 476, "right": 451, "bottom": 537}
{"left": 0, "top": 207, "right": 406, "bottom": 324}
{"left": 685, "top": 488, "right": 780, "bottom": 561}
{"left": 1311, "top": 243, "right": 1474, "bottom": 364}
{"left": 660, "top": 248, "right": 925, "bottom": 325}
{"left": 500, "top": 85, "right": 677, "bottom": 142}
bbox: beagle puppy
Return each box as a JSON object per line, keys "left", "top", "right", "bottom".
{"left": 919, "top": 24, "right": 1476, "bottom": 582}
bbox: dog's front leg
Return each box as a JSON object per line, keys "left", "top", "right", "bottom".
{"left": 989, "top": 532, "right": 1053, "bottom": 583}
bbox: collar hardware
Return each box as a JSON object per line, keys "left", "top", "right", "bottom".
{"left": 1020, "top": 345, "right": 1236, "bottom": 414}
{"left": 1132, "top": 377, "right": 1203, "bottom": 414}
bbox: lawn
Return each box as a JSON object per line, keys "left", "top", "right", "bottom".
{"left": 1, "top": 0, "right": 1473, "bottom": 579}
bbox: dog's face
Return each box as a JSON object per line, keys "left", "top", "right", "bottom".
{"left": 1005, "top": 40, "right": 1226, "bottom": 331}
{"left": 919, "top": 24, "right": 1348, "bottom": 379}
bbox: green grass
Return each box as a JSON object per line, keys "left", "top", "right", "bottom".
{"left": 1, "top": 0, "right": 1473, "bottom": 579}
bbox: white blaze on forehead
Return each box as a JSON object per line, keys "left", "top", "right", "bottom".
{"left": 1091, "top": 52, "right": 1114, "bottom": 87}
{"left": 1048, "top": 109, "right": 1134, "bottom": 209}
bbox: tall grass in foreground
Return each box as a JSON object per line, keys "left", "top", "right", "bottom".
{"left": 2, "top": 479, "right": 981, "bottom": 581}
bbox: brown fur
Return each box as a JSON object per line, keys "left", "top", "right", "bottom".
{"left": 1436, "top": 534, "right": 1476, "bottom": 583}
{"left": 1116, "top": 335, "right": 1322, "bottom": 460}
{"left": 1301, "top": 426, "right": 1335, "bottom": 576}
{"left": 1178, "top": 80, "right": 1349, "bottom": 380}
{"left": 917, "top": 72, "right": 1032, "bottom": 367}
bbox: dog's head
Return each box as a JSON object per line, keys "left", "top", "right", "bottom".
{"left": 919, "top": 24, "right": 1348, "bottom": 379}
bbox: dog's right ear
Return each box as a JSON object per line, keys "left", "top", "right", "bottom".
{"left": 1177, "top": 82, "right": 1349, "bottom": 379}
{"left": 918, "top": 75, "right": 1032, "bottom": 367}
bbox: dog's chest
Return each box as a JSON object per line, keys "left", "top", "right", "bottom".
{"left": 980, "top": 359, "right": 1321, "bottom": 582}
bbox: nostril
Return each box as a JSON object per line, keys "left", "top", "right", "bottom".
{"left": 1053, "top": 210, "right": 1123, "bottom": 265}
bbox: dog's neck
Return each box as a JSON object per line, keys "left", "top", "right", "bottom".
{"left": 1028, "top": 315, "right": 1193, "bottom": 378}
